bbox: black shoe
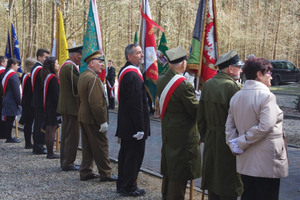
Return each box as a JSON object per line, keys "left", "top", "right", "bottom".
{"left": 25, "top": 144, "right": 33, "bottom": 149}
{"left": 33, "top": 149, "right": 48, "bottom": 155}
{"left": 6, "top": 138, "right": 21, "bottom": 143}
{"left": 46, "top": 154, "right": 60, "bottom": 159}
{"left": 120, "top": 188, "right": 146, "bottom": 197}
{"left": 100, "top": 174, "right": 118, "bottom": 182}
{"left": 62, "top": 166, "right": 79, "bottom": 171}
{"left": 80, "top": 173, "right": 100, "bottom": 181}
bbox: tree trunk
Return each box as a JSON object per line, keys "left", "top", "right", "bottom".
{"left": 273, "top": 0, "right": 282, "bottom": 59}
{"left": 26, "top": 0, "right": 33, "bottom": 58}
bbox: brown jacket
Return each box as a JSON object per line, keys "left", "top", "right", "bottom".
{"left": 77, "top": 68, "right": 108, "bottom": 125}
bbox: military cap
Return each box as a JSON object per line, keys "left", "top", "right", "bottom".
{"left": 84, "top": 50, "right": 105, "bottom": 64}
{"left": 67, "top": 45, "right": 83, "bottom": 53}
{"left": 214, "top": 50, "right": 244, "bottom": 69}
{"left": 165, "top": 46, "right": 187, "bottom": 64}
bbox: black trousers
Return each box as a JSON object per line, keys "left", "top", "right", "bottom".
{"left": 5, "top": 116, "right": 15, "bottom": 140}
{"left": 33, "top": 107, "right": 45, "bottom": 151}
{"left": 0, "top": 104, "right": 6, "bottom": 139}
{"left": 106, "top": 85, "right": 115, "bottom": 109}
{"left": 117, "top": 139, "right": 145, "bottom": 192}
{"left": 241, "top": 174, "right": 280, "bottom": 200}
{"left": 22, "top": 106, "right": 34, "bottom": 146}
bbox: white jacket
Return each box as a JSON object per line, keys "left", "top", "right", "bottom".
{"left": 226, "top": 80, "right": 288, "bottom": 178}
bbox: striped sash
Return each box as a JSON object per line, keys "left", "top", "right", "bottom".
{"left": 31, "top": 66, "right": 42, "bottom": 92}
{"left": 159, "top": 74, "right": 186, "bottom": 120}
{"left": 118, "top": 65, "right": 143, "bottom": 101}
{"left": 2, "top": 69, "right": 17, "bottom": 96}
{"left": 43, "top": 74, "right": 56, "bottom": 110}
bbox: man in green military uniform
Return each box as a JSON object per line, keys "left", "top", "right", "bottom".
{"left": 57, "top": 45, "right": 82, "bottom": 171}
{"left": 197, "top": 50, "right": 244, "bottom": 200}
{"left": 157, "top": 46, "right": 201, "bottom": 200}
{"left": 77, "top": 50, "right": 117, "bottom": 182}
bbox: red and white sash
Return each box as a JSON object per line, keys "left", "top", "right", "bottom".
{"left": 57, "top": 60, "right": 79, "bottom": 83}
{"left": 2, "top": 69, "right": 17, "bottom": 96}
{"left": 106, "top": 80, "right": 115, "bottom": 98}
{"left": 0, "top": 66, "right": 5, "bottom": 74}
{"left": 21, "top": 73, "right": 31, "bottom": 102}
{"left": 43, "top": 74, "right": 56, "bottom": 110}
{"left": 159, "top": 74, "right": 186, "bottom": 120}
{"left": 31, "top": 66, "right": 42, "bottom": 92}
{"left": 118, "top": 65, "right": 143, "bottom": 101}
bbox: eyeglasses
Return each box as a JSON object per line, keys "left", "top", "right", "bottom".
{"left": 265, "top": 71, "right": 272, "bottom": 75}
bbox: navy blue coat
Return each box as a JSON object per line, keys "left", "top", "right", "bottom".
{"left": 2, "top": 72, "right": 21, "bottom": 116}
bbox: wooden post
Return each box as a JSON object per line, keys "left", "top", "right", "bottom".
{"left": 201, "top": 189, "right": 205, "bottom": 200}
{"left": 190, "top": 180, "right": 194, "bottom": 199}
{"left": 56, "top": 127, "right": 60, "bottom": 150}
{"left": 15, "top": 118, "right": 18, "bottom": 138}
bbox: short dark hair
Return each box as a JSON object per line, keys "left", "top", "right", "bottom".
{"left": 243, "top": 57, "right": 273, "bottom": 80}
{"left": 125, "top": 44, "right": 139, "bottom": 60}
{"left": 36, "top": 49, "right": 50, "bottom": 59}
{"left": 0, "top": 56, "right": 7, "bottom": 64}
{"left": 108, "top": 60, "right": 113, "bottom": 63}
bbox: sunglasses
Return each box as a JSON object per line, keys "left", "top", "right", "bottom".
{"left": 265, "top": 71, "right": 272, "bottom": 75}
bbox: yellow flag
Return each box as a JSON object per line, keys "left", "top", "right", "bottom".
{"left": 56, "top": 7, "right": 68, "bottom": 66}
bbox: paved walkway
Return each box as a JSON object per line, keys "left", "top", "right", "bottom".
{"left": 106, "top": 110, "right": 300, "bottom": 200}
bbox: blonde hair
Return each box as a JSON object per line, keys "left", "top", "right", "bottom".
{"left": 23, "top": 57, "right": 36, "bottom": 73}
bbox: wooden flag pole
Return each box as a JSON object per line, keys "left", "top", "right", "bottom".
{"left": 201, "top": 189, "right": 205, "bottom": 200}
{"left": 190, "top": 180, "right": 194, "bottom": 199}
{"left": 15, "top": 119, "right": 18, "bottom": 138}
{"left": 212, "top": 0, "right": 220, "bottom": 59}
{"left": 56, "top": 127, "right": 60, "bottom": 150}
{"left": 196, "top": 0, "right": 209, "bottom": 91}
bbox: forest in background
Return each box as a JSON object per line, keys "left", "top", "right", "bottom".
{"left": 0, "top": 0, "right": 299, "bottom": 72}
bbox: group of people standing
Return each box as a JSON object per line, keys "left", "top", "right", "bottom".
{"left": 156, "top": 47, "right": 289, "bottom": 200}
{"left": 1, "top": 43, "right": 289, "bottom": 200}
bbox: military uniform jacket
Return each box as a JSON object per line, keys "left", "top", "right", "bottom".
{"left": 156, "top": 68, "right": 201, "bottom": 181}
{"left": 197, "top": 72, "right": 243, "bottom": 197}
{"left": 57, "top": 60, "right": 79, "bottom": 116}
{"left": 116, "top": 61, "right": 150, "bottom": 140}
{"left": 77, "top": 68, "right": 108, "bottom": 125}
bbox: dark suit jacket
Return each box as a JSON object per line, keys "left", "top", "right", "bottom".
{"left": 44, "top": 75, "right": 59, "bottom": 108}
{"left": 106, "top": 66, "right": 115, "bottom": 86}
{"left": 116, "top": 61, "right": 150, "bottom": 140}
{"left": 21, "top": 73, "right": 32, "bottom": 106}
{"left": 31, "top": 62, "right": 43, "bottom": 108}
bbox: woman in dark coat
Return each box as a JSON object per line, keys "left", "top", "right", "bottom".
{"left": 20, "top": 57, "right": 36, "bottom": 149}
{"left": 1, "top": 58, "right": 22, "bottom": 143}
{"left": 41, "top": 57, "right": 60, "bottom": 159}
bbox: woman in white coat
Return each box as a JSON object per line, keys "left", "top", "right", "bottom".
{"left": 225, "top": 57, "right": 288, "bottom": 200}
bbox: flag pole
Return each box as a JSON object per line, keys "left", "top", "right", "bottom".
{"left": 56, "top": 127, "right": 60, "bottom": 150}
{"left": 213, "top": 0, "right": 220, "bottom": 59}
{"left": 196, "top": 0, "right": 209, "bottom": 91}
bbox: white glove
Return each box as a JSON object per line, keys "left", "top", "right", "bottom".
{"left": 133, "top": 131, "right": 144, "bottom": 140}
{"left": 195, "top": 90, "right": 201, "bottom": 101}
{"left": 99, "top": 122, "right": 108, "bottom": 132}
{"left": 229, "top": 139, "right": 243, "bottom": 155}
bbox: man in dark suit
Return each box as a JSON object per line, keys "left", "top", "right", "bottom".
{"left": 57, "top": 45, "right": 82, "bottom": 171}
{"left": 106, "top": 60, "right": 115, "bottom": 109}
{"left": 77, "top": 50, "right": 117, "bottom": 182}
{"left": 116, "top": 44, "right": 150, "bottom": 197}
{"left": 31, "top": 49, "right": 50, "bottom": 154}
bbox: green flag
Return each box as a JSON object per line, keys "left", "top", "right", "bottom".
{"left": 156, "top": 32, "right": 169, "bottom": 75}
{"left": 134, "top": 31, "right": 138, "bottom": 44}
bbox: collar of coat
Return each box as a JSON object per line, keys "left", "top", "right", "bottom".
{"left": 242, "top": 79, "right": 270, "bottom": 92}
